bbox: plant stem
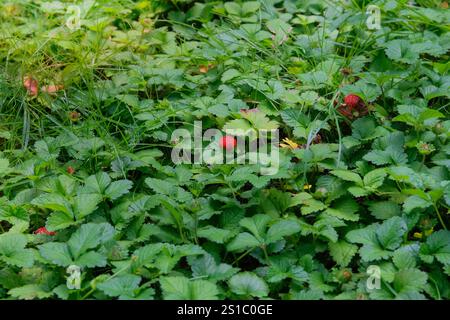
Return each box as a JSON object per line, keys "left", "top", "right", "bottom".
{"left": 232, "top": 249, "right": 253, "bottom": 266}
{"left": 433, "top": 204, "right": 447, "bottom": 230}
{"left": 261, "top": 245, "right": 271, "bottom": 266}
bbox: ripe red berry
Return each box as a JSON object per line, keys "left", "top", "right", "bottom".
{"left": 67, "top": 166, "right": 75, "bottom": 174}
{"left": 34, "top": 227, "right": 56, "bottom": 236}
{"left": 23, "top": 75, "right": 38, "bottom": 96}
{"left": 344, "top": 94, "right": 361, "bottom": 109}
{"left": 219, "top": 135, "right": 237, "bottom": 150}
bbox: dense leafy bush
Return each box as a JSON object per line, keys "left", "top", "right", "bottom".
{"left": 0, "top": 0, "right": 449, "bottom": 300}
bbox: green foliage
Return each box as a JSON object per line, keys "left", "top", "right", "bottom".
{"left": 0, "top": 0, "right": 448, "bottom": 301}
{"left": 160, "top": 276, "right": 219, "bottom": 300}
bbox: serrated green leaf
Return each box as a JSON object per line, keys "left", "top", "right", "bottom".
{"left": 67, "top": 223, "right": 115, "bottom": 259}
{"left": 328, "top": 241, "right": 358, "bottom": 267}
{"left": 280, "top": 109, "right": 311, "bottom": 138}
{"left": 229, "top": 272, "right": 268, "bottom": 298}
{"left": 227, "top": 232, "right": 260, "bottom": 252}
{"left": 75, "top": 251, "right": 107, "bottom": 268}
{"left": 189, "top": 254, "right": 239, "bottom": 281}
{"left": 105, "top": 180, "right": 133, "bottom": 200}
{"left": 0, "top": 233, "right": 34, "bottom": 268}
{"left": 420, "top": 230, "right": 450, "bottom": 265}
{"left": 31, "top": 193, "right": 72, "bottom": 216}
{"left": 393, "top": 269, "right": 428, "bottom": 294}
{"left": 160, "top": 276, "right": 219, "bottom": 300}
{"left": 239, "top": 214, "right": 271, "bottom": 239}
{"left": 364, "top": 147, "right": 408, "bottom": 166}
{"left": 376, "top": 216, "right": 407, "bottom": 251}
{"left": 221, "top": 69, "right": 241, "bottom": 82}
{"left": 145, "top": 178, "right": 192, "bottom": 203}
{"left": 403, "top": 195, "right": 432, "bottom": 213}
{"left": 197, "top": 226, "right": 232, "bottom": 244}
{"left": 368, "top": 201, "right": 401, "bottom": 220}
{"left": 46, "top": 211, "right": 77, "bottom": 231}
{"left": 8, "top": 285, "right": 53, "bottom": 300}
{"left": 348, "top": 186, "right": 370, "bottom": 197}
{"left": 73, "top": 194, "right": 102, "bottom": 219}
{"left": 301, "top": 199, "right": 327, "bottom": 215}
{"left": 384, "top": 39, "right": 420, "bottom": 64}
{"left": 84, "top": 172, "right": 111, "bottom": 194}
{"left": 325, "top": 198, "right": 359, "bottom": 221}
{"left": 359, "top": 243, "right": 392, "bottom": 262}
{"left": 265, "top": 219, "right": 300, "bottom": 244}
{"left": 393, "top": 245, "right": 419, "bottom": 269}
{"left": 363, "top": 169, "right": 387, "bottom": 189}
{"left": 38, "top": 242, "right": 73, "bottom": 267}
{"left": 222, "top": 119, "right": 253, "bottom": 133}
{"left": 97, "top": 274, "right": 141, "bottom": 298}
{"left": 330, "top": 170, "right": 363, "bottom": 185}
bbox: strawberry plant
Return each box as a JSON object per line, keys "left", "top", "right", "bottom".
{"left": 0, "top": 0, "right": 449, "bottom": 300}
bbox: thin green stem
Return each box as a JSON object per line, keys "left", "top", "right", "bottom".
{"left": 433, "top": 203, "right": 447, "bottom": 230}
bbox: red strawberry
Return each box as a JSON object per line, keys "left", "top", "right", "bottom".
{"left": 344, "top": 94, "right": 361, "bottom": 109}
{"left": 42, "top": 84, "right": 64, "bottom": 94}
{"left": 23, "top": 75, "right": 38, "bottom": 96}
{"left": 337, "top": 103, "right": 369, "bottom": 120}
{"left": 219, "top": 135, "right": 237, "bottom": 150}
{"left": 34, "top": 227, "right": 56, "bottom": 236}
{"left": 67, "top": 166, "right": 75, "bottom": 174}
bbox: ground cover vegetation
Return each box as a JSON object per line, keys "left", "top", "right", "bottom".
{"left": 0, "top": 0, "right": 449, "bottom": 300}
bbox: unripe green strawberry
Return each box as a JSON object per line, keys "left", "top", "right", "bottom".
{"left": 336, "top": 268, "right": 353, "bottom": 283}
